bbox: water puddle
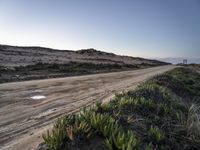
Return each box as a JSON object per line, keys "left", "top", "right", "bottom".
{"left": 30, "top": 95, "right": 46, "bottom": 100}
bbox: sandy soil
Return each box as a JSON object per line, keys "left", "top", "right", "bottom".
{"left": 0, "top": 65, "right": 176, "bottom": 150}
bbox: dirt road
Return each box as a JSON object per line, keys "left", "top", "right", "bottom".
{"left": 0, "top": 65, "right": 176, "bottom": 150}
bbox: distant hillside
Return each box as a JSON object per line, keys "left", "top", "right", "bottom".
{"left": 0, "top": 45, "right": 168, "bottom": 67}
{"left": 0, "top": 44, "right": 170, "bottom": 83}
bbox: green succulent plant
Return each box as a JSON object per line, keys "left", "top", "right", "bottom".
{"left": 42, "top": 118, "right": 67, "bottom": 150}
{"left": 148, "top": 126, "right": 165, "bottom": 143}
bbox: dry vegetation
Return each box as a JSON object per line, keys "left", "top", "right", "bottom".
{"left": 0, "top": 62, "right": 158, "bottom": 83}
{"left": 0, "top": 45, "right": 169, "bottom": 83}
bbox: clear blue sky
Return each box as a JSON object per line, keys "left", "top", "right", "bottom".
{"left": 0, "top": 0, "right": 199, "bottom": 58}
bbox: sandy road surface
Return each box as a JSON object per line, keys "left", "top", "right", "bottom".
{"left": 0, "top": 65, "right": 176, "bottom": 150}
